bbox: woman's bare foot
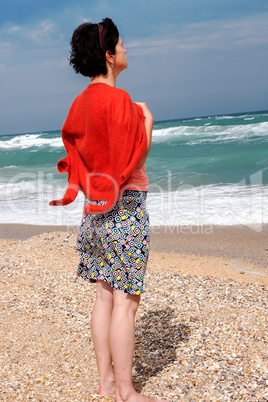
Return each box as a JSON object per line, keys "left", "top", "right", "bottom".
{"left": 116, "top": 389, "right": 169, "bottom": 402}
{"left": 98, "top": 379, "right": 116, "bottom": 396}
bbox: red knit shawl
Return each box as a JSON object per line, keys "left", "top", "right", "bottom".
{"left": 49, "top": 83, "right": 147, "bottom": 214}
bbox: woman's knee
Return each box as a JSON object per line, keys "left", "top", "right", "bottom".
{"left": 95, "top": 280, "right": 114, "bottom": 304}
{"left": 113, "top": 290, "right": 140, "bottom": 315}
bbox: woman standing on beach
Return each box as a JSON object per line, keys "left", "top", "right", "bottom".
{"left": 50, "top": 18, "right": 168, "bottom": 402}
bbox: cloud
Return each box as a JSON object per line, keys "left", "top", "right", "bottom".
{"left": 10, "top": 25, "right": 20, "bottom": 32}
{"left": 24, "top": 21, "right": 55, "bottom": 42}
{"left": 0, "top": 18, "right": 67, "bottom": 66}
{"left": 0, "top": 41, "right": 13, "bottom": 59}
{"left": 182, "top": 13, "right": 268, "bottom": 49}
{"left": 0, "top": 42, "right": 11, "bottom": 48}
{"left": 126, "top": 13, "right": 268, "bottom": 56}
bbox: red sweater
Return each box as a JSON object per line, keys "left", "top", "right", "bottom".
{"left": 49, "top": 83, "right": 147, "bottom": 214}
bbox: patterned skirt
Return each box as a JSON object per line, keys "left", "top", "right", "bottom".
{"left": 76, "top": 190, "right": 150, "bottom": 295}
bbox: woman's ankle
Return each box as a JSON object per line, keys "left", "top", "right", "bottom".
{"left": 98, "top": 377, "right": 116, "bottom": 395}
{"left": 115, "top": 389, "right": 170, "bottom": 402}
{"left": 116, "top": 386, "right": 136, "bottom": 402}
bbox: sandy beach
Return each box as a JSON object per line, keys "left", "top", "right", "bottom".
{"left": 1, "top": 223, "right": 267, "bottom": 280}
{"left": 0, "top": 224, "right": 267, "bottom": 400}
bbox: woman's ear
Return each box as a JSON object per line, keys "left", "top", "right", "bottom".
{"left": 106, "top": 51, "right": 114, "bottom": 68}
{"left": 106, "top": 50, "right": 114, "bottom": 64}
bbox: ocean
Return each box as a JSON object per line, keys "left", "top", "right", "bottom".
{"left": 0, "top": 110, "right": 267, "bottom": 231}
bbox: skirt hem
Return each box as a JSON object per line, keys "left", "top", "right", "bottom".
{"left": 77, "top": 273, "right": 143, "bottom": 295}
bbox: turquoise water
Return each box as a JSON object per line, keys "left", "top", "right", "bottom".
{"left": 0, "top": 110, "right": 267, "bottom": 227}
{"left": 149, "top": 111, "right": 268, "bottom": 189}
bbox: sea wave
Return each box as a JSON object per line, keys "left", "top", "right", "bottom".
{"left": 215, "top": 115, "right": 238, "bottom": 120}
{"left": 147, "top": 184, "right": 268, "bottom": 229}
{"left": 153, "top": 121, "right": 268, "bottom": 143}
{"left": 1, "top": 115, "right": 267, "bottom": 150}
{"left": 0, "top": 134, "right": 63, "bottom": 150}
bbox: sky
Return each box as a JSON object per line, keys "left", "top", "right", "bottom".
{"left": 0, "top": 0, "right": 268, "bottom": 135}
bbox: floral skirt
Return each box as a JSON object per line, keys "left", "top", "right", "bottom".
{"left": 76, "top": 190, "right": 150, "bottom": 295}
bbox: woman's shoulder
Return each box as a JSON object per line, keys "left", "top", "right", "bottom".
{"left": 83, "top": 83, "right": 131, "bottom": 102}
{"left": 70, "top": 84, "right": 133, "bottom": 119}
{"left": 111, "top": 86, "right": 132, "bottom": 104}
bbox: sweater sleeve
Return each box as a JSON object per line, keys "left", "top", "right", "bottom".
{"left": 106, "top": 90, "right": 147, "bottom": 187}
{"left": 49, "top": 97, "right": 82, "bottom": 207}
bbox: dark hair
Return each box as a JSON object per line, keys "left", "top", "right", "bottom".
{"left": 69, "top": 18, "right": 119, "bottom": 78}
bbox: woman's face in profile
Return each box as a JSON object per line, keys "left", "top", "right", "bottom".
{"left": 113, "top": 36, "right": 128, "bottom": 72}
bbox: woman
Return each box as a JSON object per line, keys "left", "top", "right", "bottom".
{"left": 50, "top": 18, "right": 168, "bottom": 402}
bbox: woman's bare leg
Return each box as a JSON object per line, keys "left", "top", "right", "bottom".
{"left": 91, "top": 280, "right": 115, "bottom": 395}
{"left": 109, "top": 290, "right": 139, "bottom": 400}
{"left": 110, "top": 290, "right": 169, "bottom": 402}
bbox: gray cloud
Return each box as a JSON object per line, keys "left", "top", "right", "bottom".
{"left": 126, "top": 13, "right": 268, "bottom": 54}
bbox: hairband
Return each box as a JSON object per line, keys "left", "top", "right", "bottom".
{"left": 98, "top": 23, "right": 103, "bottom": 50}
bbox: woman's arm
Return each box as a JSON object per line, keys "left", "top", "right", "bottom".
{"left": 135, "top": 102, "right": 154, "bottom": 168}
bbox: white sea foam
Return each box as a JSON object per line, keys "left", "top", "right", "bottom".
{"left": 152, "top": 121, "right": 268, "bottom": 143}
{"left": 0, "top": 134, "right": 63, "bottom": 149}
{"left": 147, "top": 184, "right": 268, "bottom": 231}
{"left": 215, "top": 115, "right": 237, "bottom": 120}
{"left": 0, "top": 177, "right": 267, "bottom": 230}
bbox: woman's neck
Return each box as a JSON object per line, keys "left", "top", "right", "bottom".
{"left": 91, "top": 65, "right": 119, "bottom": 87}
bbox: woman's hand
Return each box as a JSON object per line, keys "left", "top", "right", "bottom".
{"left": 135, "top": 102, "right": 154, "bottom": 124}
